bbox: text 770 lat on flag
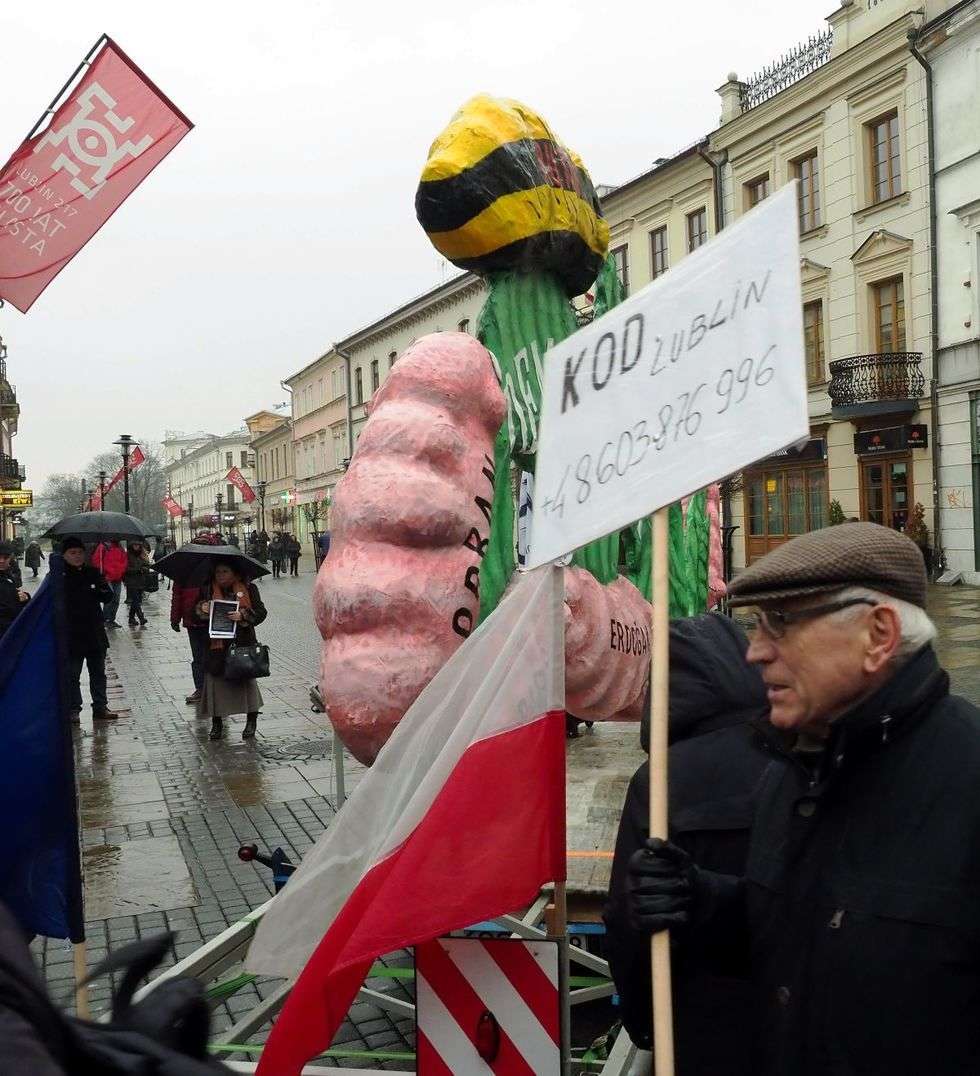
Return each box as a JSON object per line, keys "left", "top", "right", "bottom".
{"left": 526, "top": 181, "right": 810, "bottom": 570}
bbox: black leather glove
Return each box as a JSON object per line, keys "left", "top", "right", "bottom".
{"left": 626, "top": 837, "right": 696, "bottom": 934}
{"left": 170, "top": 620, "right": 181, "bottom": 633}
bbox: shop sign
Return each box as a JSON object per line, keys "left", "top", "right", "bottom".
{"left": 854, "top": 424, "right": 928, "bottom": 455}
{"left": 0, "top": 488, "right": 32, "bottom": 507}
{"left": 768, "top": 437, "right": 827, "bottom": 463}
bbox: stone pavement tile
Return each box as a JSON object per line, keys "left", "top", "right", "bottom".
{"left": 84, "top": 835, "right": 197, "bottom": 919}
{"left": 81, "top": 801, "right": 171, "bottom": 829}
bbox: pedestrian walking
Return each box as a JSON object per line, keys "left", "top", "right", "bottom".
{"left": 92, "top": 538, "right": 128, "bottom": 628}
{"left": 269, "top": 534, "right": 285, "bottom": 580}
{"left": 192, "top": 560, "right": 266, "bottom": 740}
{"left": 0, "top": 542, "right": 30, "bottom": 640}
{"left": 628, "top": 523, "right": 980, "bottom": 1075}
{"left": 153, "top": 537, "right": 172, "bottom": 591}
{"left": 123, "top": 541, "right": 150, "bottom": 627}
{"left": 604, "top": 613, "right": 769, "bottom": 1074}
{"left": 286, "top": 533, "right": 301, "bottom": 576}
{"left": 169, "top": 536, "right": 219, "bottom": 705}
{"left": 61, "top": 537, "right": 118, "bottom": 723}
{"left": 23, "top": 541, "right": 44, "bottom": 579}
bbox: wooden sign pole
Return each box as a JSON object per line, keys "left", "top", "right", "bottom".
{"left": 73, "top": 941, "right": 91, "bottom": 1019}
{"left": 649, "top": 507, "right": 674, "bottom": 1073}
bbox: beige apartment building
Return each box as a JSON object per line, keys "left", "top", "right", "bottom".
{"left": 284, "top": 348, "right": 348, "bottom": 544}
{"left": 603, "top": 0, "right": 939, "bottom": 571}
{"left": 246, "top": 408, "right": 292, "bottom": 535}
{"left": 341, "top": 272, "right": 486, "bottom": 444}
{"left": 281, "top": 272, "right": 486, "bottom": 544}
{"left": 163, "top": 427, "right": 260, "bottom": 538}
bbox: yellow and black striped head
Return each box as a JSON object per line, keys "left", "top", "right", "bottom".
{"left": 416, "top": 95, "right": 609, "bottom": 298}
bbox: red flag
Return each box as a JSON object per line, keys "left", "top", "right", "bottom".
{"left": 225, "top": 466, "right": 256, "bottom": 503}
{"left": 246, "top": 567, "right": 565, "bottom": 1076}
{"left": 0, "top": 37, "right": 192, "bottom": 312}
{"left": 161, "top": 495, "right": 183, "bottom": 518}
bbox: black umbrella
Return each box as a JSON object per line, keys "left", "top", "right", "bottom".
{"left": 43, "top": 510, "right": 155, "bottom": 542}
{"left": 152, "top": 543, "right": 270, "bottom": 587}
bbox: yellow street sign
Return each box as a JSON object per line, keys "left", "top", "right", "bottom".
{"left": 0, "top": 489, "right": 33, "bottom": 508}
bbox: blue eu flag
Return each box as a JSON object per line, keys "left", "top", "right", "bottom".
{"left": 0, "top": 554, "right": 84, "bottom": 941}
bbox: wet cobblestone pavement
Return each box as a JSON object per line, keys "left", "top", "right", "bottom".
{"left": 28, "top": 565, "right": 414, "bottom": 1068}
{"left": 23, "top": 565, "right": 980, "bottom": 1068}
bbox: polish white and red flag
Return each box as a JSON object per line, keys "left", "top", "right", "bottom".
{"left": 246, "top": 566, "right": 566, "bottom": 1076}
{"left": 0, "top": 36, "right": 192, "bottom": 312}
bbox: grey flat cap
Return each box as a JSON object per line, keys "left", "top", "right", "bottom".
{"left": 728, "top": 522, "right": 927, "bottom": 609}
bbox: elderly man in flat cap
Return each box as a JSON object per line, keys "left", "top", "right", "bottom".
{"left": 626, "top": 522, "right": 980, "bottom": 1075}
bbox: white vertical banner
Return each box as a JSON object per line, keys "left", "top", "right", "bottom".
{"left": 527, "top": 182, "right": 808, "bottom": 567}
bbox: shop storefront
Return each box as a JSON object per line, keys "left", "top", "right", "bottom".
{"left": 854, "top": 424, "right": 927, "bottom": 532}
{"left": 743, "top": 438, "right": 829, "bottom": 563}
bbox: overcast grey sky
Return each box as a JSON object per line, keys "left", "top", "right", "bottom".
{"left": 0, "top": 0, "right": 831, "bottom": 488}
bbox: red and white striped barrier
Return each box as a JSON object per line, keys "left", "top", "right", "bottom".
{"left": 415, "top": 937, "right": 560, "bottom": 1074}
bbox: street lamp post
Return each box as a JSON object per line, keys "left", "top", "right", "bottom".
{"left": 215, "top": 493, "right": 223, "bottom": 538}
{"left": 188, "top": 497, "right": 194, "bottom": 537}
{"left": 86, "top": 488, "right": 95, "bottom": 512}
{"left": 98, "top": 470, "right": 106, "bottom": 510}
{"left": 257, "top": 480, "right": 267, "bottom": 533}
{"left": 113, "top": 434, "right": 138, "bottom": 514}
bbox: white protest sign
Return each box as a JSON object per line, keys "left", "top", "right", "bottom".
{"left": 526, "top": 182, "right": 808, "bottom": 569}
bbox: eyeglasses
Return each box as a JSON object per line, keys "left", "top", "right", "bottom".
{"left": 749, "top": 598, "right": 877, "bottom": 640}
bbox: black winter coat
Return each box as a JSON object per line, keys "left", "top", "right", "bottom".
{"left": 63, "top": 563, "right": 112, "bottom": 657}
{"left": 706, "top": 645, "right": 980, "bottom": 1075}
{"left": 123, "top": 550, "right": 150, "bottom": 592}
{"left": 0, "top": 568, "right": 25, "bottom": 638}
{"left": 0, "top": 903, "right": 65, "bottom": 1073}
{"left": 604, "top": 613, "right": 771, "bottom": 1074}
{"left": 192, "top": 582, "right": 266, "bottom": 677}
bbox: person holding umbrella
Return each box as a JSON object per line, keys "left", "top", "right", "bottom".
{"left": 170, "top": 533, "right": 221, "bottom": 705}
{"left": 192, "top": 560, "right": 267, "bottom": 740}
{"left": 154, "top": 542, "right": 270, "bottom": 738}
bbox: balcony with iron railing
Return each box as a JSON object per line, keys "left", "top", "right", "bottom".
{"left": 0, "top": 348, "right": 19, "bottom": 428}
{"left": 0, "top": 455, "right": 22, "bottom": 489}
{"left": 739, "top": 29, "right": 833, "bottom": 113}
{"left": 828, "top": 352, "right": 925, "bottom": 420}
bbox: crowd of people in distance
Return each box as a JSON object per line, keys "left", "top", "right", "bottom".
{"left": 0, "top": 529, "right": 287, "bottom": 742}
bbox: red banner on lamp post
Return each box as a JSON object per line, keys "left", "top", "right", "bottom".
{"left": 104, "top": 444, "right": 145, "bottom": 498}
{"left": 226, "top": 466, "right": 256, "bottom": 503}
{"left": 0, "top": 36, "right": 192, "bottom": 312}
{"left": 161, "top": 495, "right": 183, "bottom": 518}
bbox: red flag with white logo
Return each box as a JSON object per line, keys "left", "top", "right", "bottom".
{"left": 0, "top": 36, "right": 192, "bottom": 312}
{"left": 161, "top": 495, "right": 183, "bottom": 518}
{"left": 246, "top": 567, "right": 566, "bottom": 1076}
{"left": 225, "top": 466, "right": 256, "bottom": 503}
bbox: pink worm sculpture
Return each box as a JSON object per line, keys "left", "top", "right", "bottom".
{"left": 315, "top": 332, "right": 652, "bottom": 763}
